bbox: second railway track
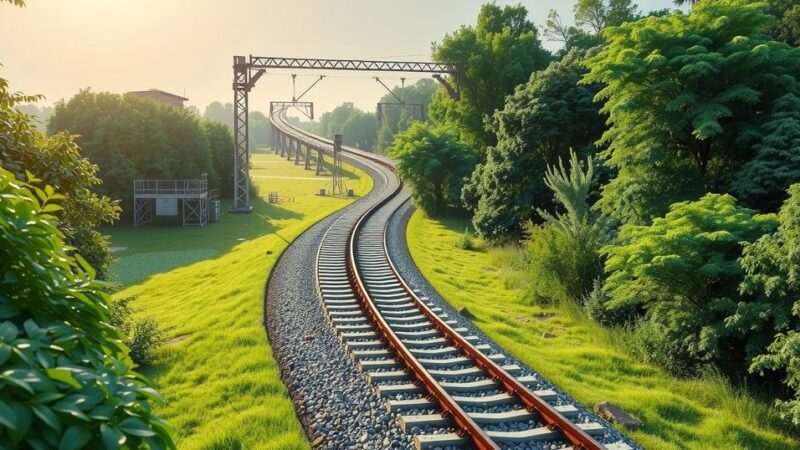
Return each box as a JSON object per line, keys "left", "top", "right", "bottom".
{"left": 270, "top": 109, "right": 635, "bottom": 450}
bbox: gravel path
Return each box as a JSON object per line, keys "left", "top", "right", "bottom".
{"left": 264, "top": 161, "right": 415, "bottom": 450}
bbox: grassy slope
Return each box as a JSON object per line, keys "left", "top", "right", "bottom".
{"left": 406, "top": 213, "right": 798, "bottom": 450}
{"left": 109, "top": 152, "right": 372, "bottom": 450}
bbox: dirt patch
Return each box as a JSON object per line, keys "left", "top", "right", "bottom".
{"left": 533, "top": 312, "right": 556, "bottom": 321}
{"left": 168, "top": 334, "right": 190, "bottom": 345}
{"left": 515, "top": 316, "right": 531, "bottom": 323}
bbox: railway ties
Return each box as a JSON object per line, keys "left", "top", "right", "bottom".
{"left": 278, "top": 109, "right": 634, "bottom": 450}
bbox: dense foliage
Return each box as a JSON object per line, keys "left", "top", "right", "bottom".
{"left": 315, "top": 102, "right": 377, "bottom": 151}
{"left": 525, "top": 151, "right": 609, "bottom": 304}
{"left": 390, "top": 123, "right": 475, "bottom": 215}
{"left": 48, "top": 90, "right": 232, "bottom": 211}
{"left": 604, "top": 194, "right": 778, "bottom": 372}
{"left": 732, "top": 93, "right": 800, "bottom": 210}
{"left": 374, "top": 79, "right": 437, "bottom": 154}
{"left": 465, "top": 50, "right": 605, "bottom": 241}
{"left": 2, "top": 80, "right": 119, "bottom": 279}
{"left": 429, "top": 3, "right": 550, "bottom": 151}
{"left": 203, "top": 102, "right": 270, "bottom": 151}
{"left": 583, "top": 0, "right": 800, "bottom": 223}
{"left": 0, "top": 166, "right": 173, "bottom": 448}
{"left": 740, "top": 185, "right": 800, "bottom": 426}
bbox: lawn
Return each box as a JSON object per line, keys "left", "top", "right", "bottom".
{"left": 406, "top": 212, "right": 799, "bottom": 450}
{"left": 108, "top": 151, "right": 372, "bottom": 450}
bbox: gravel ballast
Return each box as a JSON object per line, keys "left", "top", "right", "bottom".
{"left": 265, "top": 152, "right": 639, "bottom": 449}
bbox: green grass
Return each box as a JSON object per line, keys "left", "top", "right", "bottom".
{"left": 108, "top": 151, "right": 372, "bottom": 450}
{"left": 406, "top": 212, "right": 799, "bottom": 450}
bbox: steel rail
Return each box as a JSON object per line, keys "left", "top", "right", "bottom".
{"left": 272, "top": 111, "right": 607, "bottom": 450}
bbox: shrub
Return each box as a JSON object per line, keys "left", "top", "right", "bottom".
{"left": 0, "top": 167, "right": 173, "bottom": 448}
{"left": 603, "top": 193, "right": 778, "bottom": 373}
{"left": 524, "top": 150, "right": 609, "bottom": 304}
{"left": 110, "top": 297, "right": 169, "bottom": 368}
{"left": 582, "top": 278, "right": 636, "bottom": 326}
{"left": 454, "top": 228, "right": 475, "bottom": 250}
{"left": 738, "top": 184, "right": 800, "bottom": 426}
{"left": 630, "top": 309, "right": 707, "bottom": 377}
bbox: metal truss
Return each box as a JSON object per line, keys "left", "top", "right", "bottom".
{"left": 376, "top": 102, "right": 425, "bottom": 125}
{"left": 231, "top": 54, "right": 461, "bottom": 211}
{"left": 270, "top": 101, "right": 314, "bottom": 120}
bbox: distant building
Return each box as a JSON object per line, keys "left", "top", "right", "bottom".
{"left": 127, "top": 89, "right": 188, "bottom": 108}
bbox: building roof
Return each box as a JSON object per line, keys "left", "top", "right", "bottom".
{"left": 127, "top": 89, "right": 188, "bottom": 101}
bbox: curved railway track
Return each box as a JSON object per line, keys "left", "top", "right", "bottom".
{"left": 269, "top": 108, "right": 633, "bottom": 450}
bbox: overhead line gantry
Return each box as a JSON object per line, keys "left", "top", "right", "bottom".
{"left": 230, "top": 55, "right": 462, "bottom": 212}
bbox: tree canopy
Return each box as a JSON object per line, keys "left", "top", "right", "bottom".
{"left": 315, "top": 102, "right": 377, "bottom": 151}
{"left": 583, "top": 0, "right": 800, "bottom": 223}
{"left": 429, "top": 3, "right": 550, "bottom": 152}
{"left": 390, "top": 123, "right": 476, "bottom": 216}
{"left": 466, "top": 50, "right": 605, "bottom": 241}
{"left": 48, "top": 90, "right": 232, "bottom": 211}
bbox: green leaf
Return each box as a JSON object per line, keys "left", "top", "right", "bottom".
{"left": 32, "top": 404, "right": 60, "bottom": 432}
{"left": 59, "top": 425, "right": 91, "bottom": 450}
{"left": 100, "top": 424, "right": 123, "bottom": 450}
{"left": 46, "top": 368, "right": 81, "bottom": 389}
{"left": 0, "top": 399, "right": 18, "bottom": 430}
{"left": 119, "top": 417, "right": 156, "bottom": 437}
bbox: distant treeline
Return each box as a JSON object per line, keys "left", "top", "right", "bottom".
{"left": 48, "top": 90, "right": 233, "bottom": 212}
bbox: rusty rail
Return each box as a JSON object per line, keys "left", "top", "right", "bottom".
{"left": 275, "top": 112, "right": 606, "bottom": 450}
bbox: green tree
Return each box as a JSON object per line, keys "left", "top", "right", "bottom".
{"left": 673, "top": 0, "right": 800, "bottom": 46}
{"left": 732, "top": 93, "right": 800, "bottom": 211}
{"left": 390, "top": 123, "right": 476, "bottom": 215}
{"left": 2, "top": 82, "right": 120, "bottom": 279}
{"left": 467, "top": 50, "right": 605, "bottom": 241}
{"left": 429, "top": 3, "right": 550, "bottom": 151}
{"left": 316, "top": 102, "right": 377, "bottom": 150}
{"left": 204, "top": 120, "right": 234, "bottom": 197}
{"left": 203, "top": 101, "right": 233, "bottom": 130}
{"left": 583, "top": 0, "right": 800, "bottom": 224}
{"left": 737, "top": 184, "right": 800, "bottom": 426}
{"left": 544, "top": 0, "right": 642, "bottom": 55}
{"left": 603, "top": 194, "right": 778, "bottom": 371}
{"left": 48, "top": 90, "right": 221, "bottom": 209}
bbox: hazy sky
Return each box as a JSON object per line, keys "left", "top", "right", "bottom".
{"left": 1, "top": 0, "right": 676, "bottom": 117}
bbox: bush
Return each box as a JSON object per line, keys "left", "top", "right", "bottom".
{"left": 454, "top": 228, "right": 475, "bottom": 250}
{"left": 110, "top": 297, "right": 169, "bottom": 368}
{"left": 603, "top": 193, "right": 778, "bottom": 374}
{"left": 582, "top": 278, "right": 636, "bottom": 326}
{"left": 630, "top": 310, "right": 707, "bottom": 377}
{"left": 524, "top": 151, "right": 609, "bottom": 305}
{"left": 0, "top": 167, "right": 173, "bottom": 448}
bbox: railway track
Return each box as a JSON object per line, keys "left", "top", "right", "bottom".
{"left": 270, "top": 109, "right": 634, "bottom": 450}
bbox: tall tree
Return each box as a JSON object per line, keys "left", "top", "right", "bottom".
{"left": 544, "top": 0, "right": 641, "bottom": 54}
{"left": 429, "top": 3, "right": 550, "bottom": 152}
{"left": 390, "top": 123, "right": 476, "bottom": 215}
{"left": 732, "top": 93, "right": 800, "bottom": 210}
{"left": 466, "top": 50, "right": 605, "bottom": 241}
{"left": 316, "top": 102, "right": 377, "bottom": 151}
{"left": 48, "top": 90, "right": 220, "bottom": 210}
{"left": 583, "top": 0, "right": 800, "bottom": 224}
